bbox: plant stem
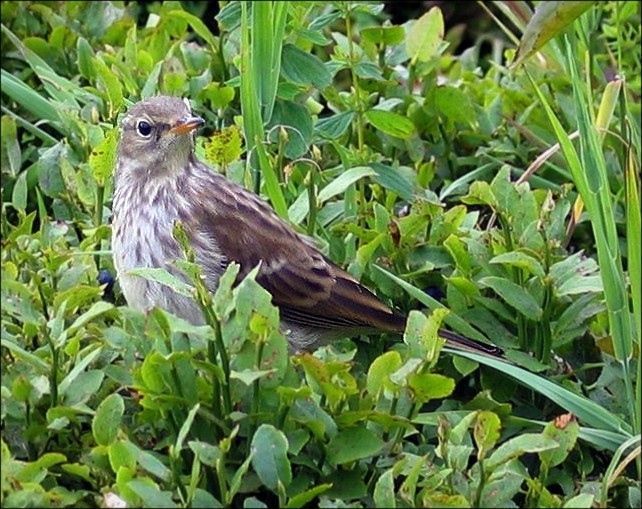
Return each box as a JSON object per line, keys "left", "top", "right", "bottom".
{"left": 307, "top": 166, "right": 317, "bottom": 236}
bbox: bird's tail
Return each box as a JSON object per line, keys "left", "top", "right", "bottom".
{"left": 438, "top": 328, "right": 504, "bottom": 357}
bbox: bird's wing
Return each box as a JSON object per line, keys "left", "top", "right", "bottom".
{"left": 189, "top": 167, "right": 405, "bottom": 332}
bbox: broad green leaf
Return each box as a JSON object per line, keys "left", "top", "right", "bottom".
{"left": 373, "top": 468, "right": 396, "bottom": 508}
{"left": 317, "top": 166, "right": 376, "bottom": 203}
{"left": 486, "top": 433, "right": 558, "bottom": 470}
{"left": 189, "top": 441, "right": 222, "bottom": 467}
{"left": 490, "top": 251, "right": 545, "bottom": 279}
{"left": 89, "top": 128, "right": 118, "bottom": 186}
{"left": 231, "top": 368, "right": 276, "bottom": 386}
{"left": 315, "top": 111, "right": 355, "bottom": 139}
{"left": 11, "top": 171, "right": 27, "bottom": 212}
{"left": 270, "top": 99, "right": 313, "bottom": 159}
{"left": 539, "top": 417, "right": 580, "bottom": 470}
{"left": 514, "top": 2, "right": 595, "bottom": 67}
{"left": 557, "top": 275, "right": 603, "bottom": 296}
{"left": 479, "top": 276, "right": 543, "bottom": 320}
{"left": 2, "top": 116, "right": 21, "bottom": 177}
{"left": 127, "top": 267, "right": 194, "bottom": 298}
{"left": 94, "top": 56, "right": 123, "bottom": 118}
{"left": 563, "top": 493, "right": 595, "bottom": 508}
{"left": 366, "top": 350, "right": 402, "bottom": 397}
{"left": 406, "top": 6, "right": 444, "bottom": 64}
{"left": 167, "top": 9, "right": 217, "bottom": 52}
{"left": 281, "top": 43, "right": 332, "bottom": 89}
{"left": 460, "top": 181, "right": 498, "bottom": 208}
{"left": 326, "top": 427, "right": 384, "bottom": 465}
{"left": 285, "top": 483, "right": 333, "bottom": 508}
{"left": 76, "top": 37, "right": 96, "bottom": 80}
{"left": 408, "top": 373, "right": 454, "bottom": 403}
{"left": 109, "top": 440, "right": 137, "bottom": 472}
{"left": 127, "top": 480, "right": 177, "bottom": 508}
{"left": 251, "top": 424, "right": 292, "bottom": 491}
{"left": 66, "top": 301, "right": 114, "bottom": 335}
{"left": 365, "top": 109, "right": 415, "bottom": 139}
{"left": 362, "top": 25, "right": 405, "bottom": 45}
{"left": 92, "top": 393, "right": 124, "bottom": 446}
{"left": 474, "top": 411, "right": 501, "bottom": 460}
{"left": 434, "top": 86, "right": 474, "bottom": 125}
{"left": 370, "top": 163, "right": 414, "bottom": 201}
{"left": 16, "top": 453, "right": 67, "bottom": 482}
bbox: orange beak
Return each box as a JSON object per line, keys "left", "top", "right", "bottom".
{"left": 169, "top": 115, "right": 204, "bottom": 135}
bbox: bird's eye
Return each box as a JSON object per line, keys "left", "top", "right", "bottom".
{"left": 136, "top": 120, "right": 152, "bottom": 137}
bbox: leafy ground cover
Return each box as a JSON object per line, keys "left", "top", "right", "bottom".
{"left": 1, "top": 1, "right": 640, "bottom": 507}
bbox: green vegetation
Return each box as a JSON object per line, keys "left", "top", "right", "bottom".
{"left": 1, "top": 1, "right": 640, "bottom": 507}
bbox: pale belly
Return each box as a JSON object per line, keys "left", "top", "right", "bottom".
{"left": 112, "top": 204, "right": 204, "bottom": 324}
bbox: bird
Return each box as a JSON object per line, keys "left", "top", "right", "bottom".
{"left": 111, "top": 96, "right": 502, "bottom": 356}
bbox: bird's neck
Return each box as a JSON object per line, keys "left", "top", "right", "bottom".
{"left": 116, "top": 145, "right": 194, "bottom": 192}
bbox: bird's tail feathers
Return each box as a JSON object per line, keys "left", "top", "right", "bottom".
{"left": 438, "top": 329, "right": 504, "bottom": 358}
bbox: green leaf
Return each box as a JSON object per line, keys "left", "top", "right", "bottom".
{"left": 109, "top": 440, "right": 137, "bottom": 472}
{"left": 0, "top": 70, "right": 61, "bottom": 125}
{"left": 67, "top": 301, "right": 114, "bottom": 334}
{"left": 189, "top": 441, "right": 221, "bottom": 467}
{"left": 2, "top": 115, "right": 21, "bottom": 177}
{"left": 563, "top": 493, "right": 595, "bottom": 508}
{"left": 270, "top": 99, "right": 313, "bottom": 159}
{"left": 92, "top": 393, "right": 124, "bottom": 446}
{"left": 76, "top": 37, "right": 96, "bottom": 80}
{"left": 127, "top": 480, "right": 177, "bottom": 508}
{"left": 315, "top": 111, "right": 355, "bottom": 139}
{"left": 281, "top": 43, "right": 332, "bottom": 89}
{"left": 479, "top": 276, "right": 543, "bottom": 320}
{"left": 93, "top": 56, "right": 123, "bottom": 118}
{"left": 406, "top": 6, "right": 444, "bottom": 64}
{"left": 557, "top": 276, "right": 603, "bottom": 296}
{"left": 539, "top": 418, "right": 580, "bottom": 470}
{"left": 408, "top": 373, "right": 455, "bottom": 403}
{"left": 16, "top": 453, "right": 67, "bottom": 482}
{"left": 251, "top": 424, "right": 292, "bottom": 492}
{"left": 454, "top": 351, "right": 632, "bottom": 444}
{"left": 175, "top": 404, "right": 200, "bottom": 453}
{"left": 11, "top": 171, "right": 28, "bottom": 212}
{"left": 230, "top": 368, "right": 276, "bottom": 386}
{"left": 486, "top": 433, "right": 558, "bottom": 470}
{"left": 490, "top": 251, "right": 546, "bottom": 279}
{"left": 166, "top": 9, "right": 217, "bottom": 52}
{"left": 434, "top": 86, "right": 474, "bottom": 125}
{"left": 370, "top": 163, "right": 414, "bottom": 201}
{"left": 514, "top": 1, "right": 595, "bottom": 67}
{"left": 362, "top": 25, "right": 405, "bottom": 45}
{"left": 326, "top": 427, "right": 384, "bottom": 465}
{"left": 474, "top": 411, "right": 501, "bottom": 460}
{"left": 317, "top": 166, "right": 376, "bottom": 203}
{"left": 373, "top": 468, "right": 396, "bottom": 508}
{"left": 365, "top": 109, "right": 415, "bottom": 139}
{"left": 127, "top": 267, "right": 194, "bottom": 298}
{"left": 285, "top": 483, "right": 333, "bottom": 508}
{"left": 367, "top": 351, "right": 402, "bottom": 397}
{"left": 89, "top": 128, "right": 118, "bottom": 186}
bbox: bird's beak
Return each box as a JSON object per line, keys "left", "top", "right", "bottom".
{"left": 169, "top": 115, "right": 205, "bottom": 135}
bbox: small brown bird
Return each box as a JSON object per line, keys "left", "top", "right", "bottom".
{"left": 112, "top": 96, "right": 501, "bottom": 355}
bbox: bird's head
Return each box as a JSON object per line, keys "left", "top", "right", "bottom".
{"left": 117, "top": 96, "right": 204, "bottom": 178}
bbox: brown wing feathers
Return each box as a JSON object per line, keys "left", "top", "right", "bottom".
{"left": 189, "top": 164, "right": 502, "bottom": 356}
{"left": 190, "top": 167, "right": 404, "bottom": 332}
